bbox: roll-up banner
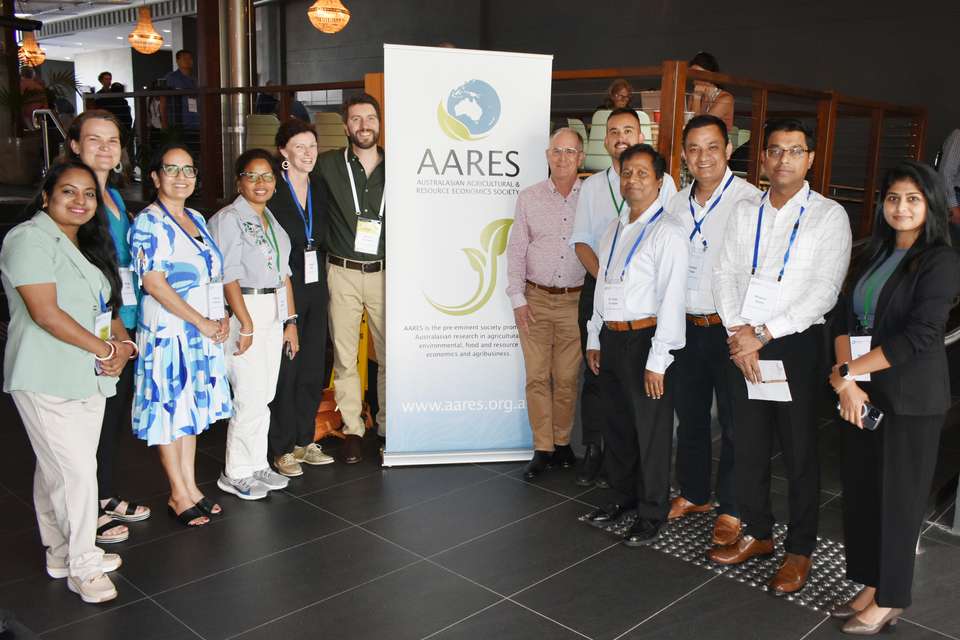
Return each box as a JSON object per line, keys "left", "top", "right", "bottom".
{"left": 383, "top": 44, "right": 553, "bottom": 466}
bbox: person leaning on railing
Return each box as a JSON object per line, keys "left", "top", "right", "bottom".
{"left": 0, "top": 161, "right": 134, "bottom": 604}
{"left": 828, "top": 160, "right": 960, "bottom": 635}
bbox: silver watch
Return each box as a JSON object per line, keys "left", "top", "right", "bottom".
{"left": 753, "top": 325, "right": 771, "bottom": 345}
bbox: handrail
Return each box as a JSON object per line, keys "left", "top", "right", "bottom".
{"left": 31, "top": 109, "right": 68, "bottom": 173}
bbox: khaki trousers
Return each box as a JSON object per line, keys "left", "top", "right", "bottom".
{"left": 327, "top": 261, "right": 386, "bottom": 435}
{"left": 518, "top": 285, "right": 582, "bottom": 451}
{"left": 12, "top": 390, "right": 106, "bottom": 580}
{"left": 224, "top": 293, "right": 283, "bottom": 478}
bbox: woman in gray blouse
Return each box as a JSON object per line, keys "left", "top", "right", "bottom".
{"left": 209, "top": 149, "right": 299, "bottom": 500}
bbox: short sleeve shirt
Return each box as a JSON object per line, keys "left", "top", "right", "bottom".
{"left": 208, "top": 195, "right": 293, "bottom": 289}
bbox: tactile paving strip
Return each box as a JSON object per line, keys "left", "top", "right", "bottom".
{"left": 579, "top": 508, "right": 862, "bottom": 613}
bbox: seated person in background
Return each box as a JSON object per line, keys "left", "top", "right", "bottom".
{"left": 688, "top": 51, "right": 734, "bottom": 131}
{"left": 601, "top": 78, "right": 633, "bottom": 110}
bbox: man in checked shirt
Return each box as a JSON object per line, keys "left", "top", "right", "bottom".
{"left": 505, "top": 128, "right": 586, "bottom": 481}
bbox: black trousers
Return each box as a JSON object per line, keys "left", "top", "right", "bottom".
{"left": 577, "top": 274, "right": 604, "bottom": 447}
{"left": 728, "top": 325, "right": 823, "bottom": 556}
{"left": 842, "top": 412, "right": 942, "bottom": 608}
{"left": 268, "top": 280, "right": 328, "bottom": 457}
{"left": 96, "top": 329, "right": 136, "bottom": 499}
{"left": 673, "top": 321, "right": 738, "bottom": 515}
{"left": 598, "top": 326, "right": 674, "bottom": 523}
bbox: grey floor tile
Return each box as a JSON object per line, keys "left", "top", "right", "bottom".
{"left": 430, "top": 600, "right": 585, "bottom": 640}
{"left": 41, "top": 598, "right": 198, "bottom": 640}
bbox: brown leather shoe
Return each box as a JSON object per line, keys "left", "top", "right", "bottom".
{"left": 707, "top": 535, "right": 774, "bottom": 565}
{"left": 342, "top": 434, "right": 363, "bottom": 464}
{"left": 769, "top": 553, "right": 811, "bottom": 596}
{"left": 711, "top": 514, "right": 742, "bottom": 546}
{"left": 668, "top": 496, "right": 713, "bottom": 520}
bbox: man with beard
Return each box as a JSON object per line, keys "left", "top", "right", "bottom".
{"left": 315, "top": 93, "right": 386, "bottom": 464}
{"left": 570, "top": 108, "right": 677, "bottom": 487}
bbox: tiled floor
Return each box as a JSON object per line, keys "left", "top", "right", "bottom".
{"left": 1, "top": 386, "right": 959, "bottom": 639}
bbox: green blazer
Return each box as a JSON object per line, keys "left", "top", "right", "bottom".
{"left": 1, "top": 212, "right": 118, "bottom": 399}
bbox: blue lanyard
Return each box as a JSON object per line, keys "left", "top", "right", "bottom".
{"left": 688, "top": 173, "right": 735, "bottom": 249}
{"left": 283, "top": 171, "right": 314, "bottom": 247}
{"left": 751, "top": 188, "right": 810, "bottom": 281}
{"left": 604, "top": 207, "right": 664, "bottom": 281}
{"left": 98, "top": 292, "right": 109, "bottom": 313}
{"left": 106, "top": 188, "right": 126, "bottom": 217}
{"left": 155, "top": 201, "right": 222, "bottom": 279}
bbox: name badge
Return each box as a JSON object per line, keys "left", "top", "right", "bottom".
{"left": 354, "top": 218, "right": 383, "bottom": 255}
{"left": 304, "top": 249, "right": 319, "bottom": 284}
{"left": 187, "top": 97, "right": 198, "bottom": 113}
{"left": 603, "top": 281, "right": 626, "bottom": 322}
{"left": 207, "top": 281, "right": 226, "bottom": 320}
{"left": 687, "top": 247, "right": 705, "bottom": 291}
{"left": 276, "top": 285, "right": 289, "bottom": 321}
{"left": 94, "top": 309, "right": 112, "bottom": 341}
{"left": 119, "top": 267, "right": 137, "bottom": 306}
{"left": 849, "top": 335, "right": 872, "bottom": 382}
{"left": 740, "top": 277, "right": 780, "bottom": 324}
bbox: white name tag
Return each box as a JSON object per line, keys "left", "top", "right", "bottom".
{"left": 850, "top": 335, "right": 872, "bottom": 382}
{"left": 304, "top": 249, "right": 319, "bottom": 284}
{"left": 354, "top": 218, "right": 382, "bottom": 255}
{"left": 603, "top": 281, "right": 626, "bottom": 322}
{"left": 207, "top": 281, "right": 226, "bottom": 320}
{"left": 687, "top": 247, "right": 705, "bottom": 291}
{"left": 94, "top": 309, "right": 112, "bottom": 341}
{"left": 119, "top": 267, "right": 137, "bottom": 306}
{"left": 741, "top": 277, "right": 780, "bottom": 324}
{"left": 276, "top": 286, "right": 289, "bottom": 321}
{"left": 187, "top": 97, "right": 198, "bottom": 113}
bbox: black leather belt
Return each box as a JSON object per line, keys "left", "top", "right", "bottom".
{"left": 328, "top": 255, "right": 384, "bottom": 273}
{"left": 240, "top": 287, "right": 278, "bottom": 294}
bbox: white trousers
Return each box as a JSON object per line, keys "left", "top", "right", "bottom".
{"left": 12, "top": 390, "right": 105, "bottom": 580}
{"left": 224, "top": 292, "right": 283, "bottom": 479}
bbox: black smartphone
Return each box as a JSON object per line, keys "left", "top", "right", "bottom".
{"left": 837, "top": 402, "right": 884, "bottom": 430}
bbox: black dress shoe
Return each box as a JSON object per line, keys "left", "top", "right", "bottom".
{"left": 575, "top": 443, "right": 603, "bottom": 486}
{"left": 594, "top": 473, "right": 610, "bottom": 489}
{"left": 623, "top": 518, "right": 660, "bottom": 547}
{"left": 552, "top": 445, "right": 576, "bottom": 469}
{"left": 585, "top": 503, "right": 626, "bottom": 525}
{"left": 523, "top": 451, "right": 553, "bottom": 480}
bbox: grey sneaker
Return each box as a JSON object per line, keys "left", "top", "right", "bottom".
{"left": 274, "top": 453, "right": 303, "bottom": 477}
{"left": 217, "top": 472, "right": 268, "bottom": 501}
{"left": 67, "top": 572, "right": 117, "bottom": 603}
{"left": 293, "top": 443, "right": 334, "bottom": 466}
{"left": 253, "top": 467, "right": 289, "bottom": 491}
{"left": 47, "top": 552, "right": 122, "bottom": 579}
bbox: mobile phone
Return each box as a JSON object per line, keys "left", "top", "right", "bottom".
{"left": 836, "top": 402, "right": 884, "bottom": 431}
{"left": 284, "top": 341, "right": 294, "bottom": 360}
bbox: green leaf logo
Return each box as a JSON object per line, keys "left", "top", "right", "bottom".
{"left": 426, "top": 218, "right": 514, "bottom": 316}
{"left": 437, "top": 101, "right": 473, "bottom": 141}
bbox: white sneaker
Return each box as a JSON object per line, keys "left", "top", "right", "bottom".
{"left": 47, "top": 553, "right": 122, "bottom": 579}
{"left": 252, "top": 467, "right": 289, "bottom": 490}
{"left": 67, "top": 572, "right": 118, "bottom": 603}
{"left": 217, "top": 472, "right": 268, "bottom": 500}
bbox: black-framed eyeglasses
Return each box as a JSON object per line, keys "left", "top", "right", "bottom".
{"left": 764, "top": 146, "right": 810, "bottom": 160}
{"left": 161, "top": 164, "right": 198, "bottom": 178}
{"left": 239, "top": 171, "right": 276, "bottom": 184}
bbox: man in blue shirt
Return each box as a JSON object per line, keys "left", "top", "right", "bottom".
{"left": 162, "top": 49, "right": 199, "bottom": 129}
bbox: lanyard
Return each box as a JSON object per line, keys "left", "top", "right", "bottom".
{"left": 155, "top": 200, "right": 222, "bottom": 279}
{"left": 605, "top": 167, "right": 625, "bottom": 214}
{"left": 263, "top": 212, "right": 282, "bottom": 281}
{"left": 283, "top": 171, "right": 314, "bottom": 246}
{"left": 106, "top": 188, "right": 126, "bottom": 217}
{"left": 751, "top": 188, "right": 810, "bottom": 281}
{"left": 344, "top": 147, "right": 385, "bottom": 219}
{"left": 604, "top": 207, "right": 663, "bottom": 281}
{"left": 99, "top": 292, "right": 109, "bottom": 313}
{"left": 688, "top": 173, "right": 735, "bottom": 248}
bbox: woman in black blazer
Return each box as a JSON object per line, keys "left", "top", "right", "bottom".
{"left": 829, "top": 160, "right": 960, "bottom": 634}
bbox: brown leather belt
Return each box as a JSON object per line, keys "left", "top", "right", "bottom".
{"left": 605, "top": 317, "right": 657, "bottom": 331}
{"left": 526, "top": 280, "right": 583, "bottom": 294}
{"left": 686, "top": 313, "right": 723, "bottom": 327}
{"left": 328, "top": 255, "right": 384, "bottom": 273}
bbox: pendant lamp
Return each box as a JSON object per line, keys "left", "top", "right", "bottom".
{"left": 18, "top": 31, "right": 46, "bottom": 67}
{"left": 307, "top": 0, "right": 351, "bottom": 34}
{"left": 128, "top": 5, "right": 164, "bottom": 54}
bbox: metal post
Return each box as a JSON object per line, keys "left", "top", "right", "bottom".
{"left": 226, "top": 0, "right": 250, "bottom": 175}
{"left": 39, "top": 117, "right": 51, "bottom": 172}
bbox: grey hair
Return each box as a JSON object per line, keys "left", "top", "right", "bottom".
{"left": 549, "top": 126, "right": 584, "bottom": 150}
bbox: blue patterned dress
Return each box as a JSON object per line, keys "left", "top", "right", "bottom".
{"left": 129, "top": 204, "right": 233, "bottom": 445}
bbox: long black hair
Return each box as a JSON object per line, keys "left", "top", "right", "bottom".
{"left": 845, "top": 160, "right": 952, "bottom": 291}
{"left": 35, "top": 161, "right": 122, "bottom": 312}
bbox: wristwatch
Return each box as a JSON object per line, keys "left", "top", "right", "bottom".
{"left": 838, "top": 362, "right": 854, "bottom": 381}
{"left": 753, "top": 324, "right": 771, "bottom": 346}
{"left": 283, "top": 314, "right": 299, "bottom": 327}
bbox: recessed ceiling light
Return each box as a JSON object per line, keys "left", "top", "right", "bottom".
{"left": 116, "top": 36, "right": 123, "bottom": 39}
{"left": 162, "top": 29, "right": 171, "bottom": 33}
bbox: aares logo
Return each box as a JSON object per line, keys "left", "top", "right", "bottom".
{"left": 437, "top": 79, "right": 502, "bottom": 141}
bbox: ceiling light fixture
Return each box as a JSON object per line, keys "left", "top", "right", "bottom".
{"left": 307, "top": 0, "right": 350, "bottom": 34}
{"left": 18, "top": 30, "right": 46, "bottom": 66}
{"left": 128, "top": 5, "right": 164, "bottom": 54}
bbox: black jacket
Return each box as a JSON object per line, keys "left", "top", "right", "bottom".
{"left": 832, "top": 244, "right": 960, "bottom": 416}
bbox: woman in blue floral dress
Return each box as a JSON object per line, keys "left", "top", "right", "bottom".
{"left": 130, "top": 143, "right": 232, "bottom": 527}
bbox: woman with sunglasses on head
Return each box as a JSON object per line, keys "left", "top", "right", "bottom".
{"left": 129, "top": 143, "right": 232, "bottom": 527}
{"left": 1, "top": 161, "right": 132, "bottom": 603}
{"left": 209, "top": 149, "right": 297, "bottom": 500}
{"left": 266, "top": 119, "right": 332, "bottom": 477}
{"left": 829, "top": 161, "right": 960, "bottom": 634}
{"left": 66, "top": 109, "right": 150, "bottom": 541}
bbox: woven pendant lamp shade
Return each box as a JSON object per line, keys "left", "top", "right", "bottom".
{"left": 18, "top": 31, "right": 46, "bottom": 67}
{"left": 128, "top": 6, "right": 164, "bottom": 54}
{"left": 307, "top": 0, "right": 351, "bottom": 34}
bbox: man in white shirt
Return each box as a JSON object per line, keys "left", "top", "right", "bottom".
{"left": 582, "top": 144, "right": 688, "bottom": 547}
{"left": 709, "top": 119, "right": 852, "bottom": 596}
{"left": 570, "top": 108, "right": 678, "bottom": 487}
{"left": 666, "top": 115, "right": 761, "bottom": 547}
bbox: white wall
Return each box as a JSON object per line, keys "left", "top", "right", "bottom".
{"left": 73, "top": 47, "right": 133, "bottom": 96}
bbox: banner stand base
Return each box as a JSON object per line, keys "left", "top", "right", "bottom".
{"left": 382, "top": 448, "right": 533, "bottom": 467}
